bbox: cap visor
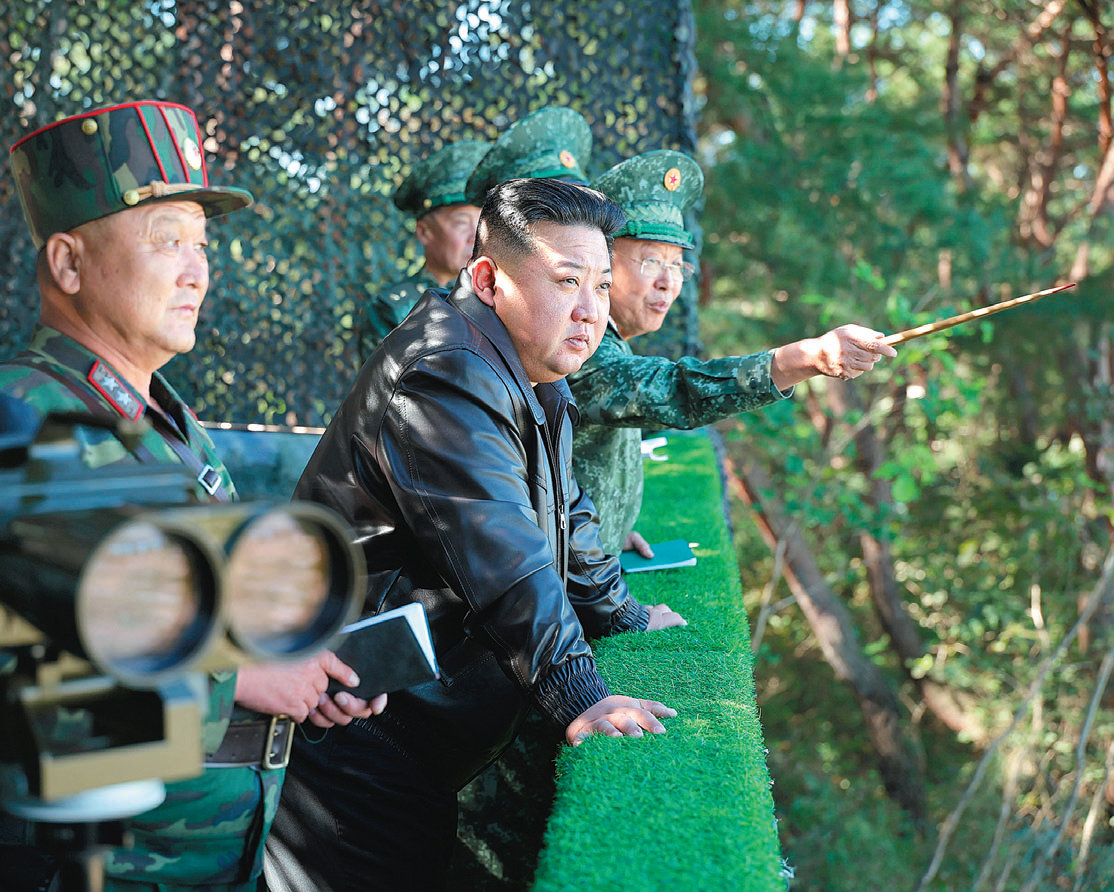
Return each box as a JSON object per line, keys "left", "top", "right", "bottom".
{"left": 147, "top": 185, "right": 254, "bottom": 218}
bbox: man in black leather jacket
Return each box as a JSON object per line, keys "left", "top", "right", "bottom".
{"left": 266, "top": 178, "right": 687, "bottom": 891}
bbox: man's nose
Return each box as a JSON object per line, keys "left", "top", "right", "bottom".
{"left": 179, "top": 247, "right": 208, "bottom": 289}
{"left": 572, "top": 287, "right": 599, "bottom": 323}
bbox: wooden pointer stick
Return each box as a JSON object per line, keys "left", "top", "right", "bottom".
{"left": 881, "top": 282, "right": 1076, "bottom": 346}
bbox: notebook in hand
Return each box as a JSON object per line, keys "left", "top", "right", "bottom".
{"left": 619, "top": 538, "right": 697, "bottom": 574}
{"left": 326, "top": 602, "right": 439, "bottom": 699}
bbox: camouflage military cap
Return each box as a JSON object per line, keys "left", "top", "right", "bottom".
{"left": 10, "top": 100, "right": 254, "bottom": 250}
{"left": 465, "top": 107, "right": 592, "bottom": 206}
{"left": 590, "top": 150, "right": 703, "bottom": 249}
{"left": 393, "top": 140, "right": 490, "bottom": 217}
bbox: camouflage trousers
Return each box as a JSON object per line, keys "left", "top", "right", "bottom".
{"left": 104, "top": 878, "right": 265, "bottom": 892}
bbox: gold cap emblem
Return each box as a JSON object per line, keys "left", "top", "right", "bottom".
{"left": 183, "top": 139, "right": 203, "bottom": 171}
{"left": 81, "top": 118, "right": 98, "bottom": 136}
{"left": 559, "top": 150, "right": 576, "bottom": 169}
{"left": 664, "top": 168, "right": 681, "bottom": 191}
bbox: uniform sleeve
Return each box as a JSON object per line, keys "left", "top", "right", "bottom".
{"left": 564, "top": 476, "right": 649, "bottom": 637}
{"left": 569, "top": 335, "right": 792, "bottom": 430}
{"left": 371, "top": 347, "right": 611, "bottom": 729}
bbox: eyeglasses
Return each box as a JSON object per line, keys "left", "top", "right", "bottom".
{"left": 622, "top": 255, "right": 696, "bottom": 282}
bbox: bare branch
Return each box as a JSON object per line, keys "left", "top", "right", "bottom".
{"left": 943, "top": 0, "right": 972, "bottom": 188}
{"left": 1020, "top": 34, "right": 1070, "bottom": 248}
{"left": 1072, "top": 736, "right": 1114, "bottom": 892}
{"left": 972, "top": 749, "right": 1026, "bottom": 892}
{"left": 751, "top": 533, "right": 790, "bottom": 655}
{"left": 914, "top": 541, "right": 1114, "bottom": 892}
{"left": 1020, "top": 642, "right": 1114, "bottom": 891}
{"left": 971, "top": 0, "right": 1072, "bottom": 124}
{"left": 723, "top": 450, "right": 926, "bottom": 820}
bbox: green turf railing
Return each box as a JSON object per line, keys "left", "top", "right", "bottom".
{"left": 532, "top": 430, "right": 785, "bottom": 892}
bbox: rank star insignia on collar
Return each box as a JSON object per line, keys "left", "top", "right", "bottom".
{"left": 88, "top": 360, "right": 144, "bottom": 420}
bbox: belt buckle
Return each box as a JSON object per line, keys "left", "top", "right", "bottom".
{"left": 197, "top": 464, "right": 222, "bottom": 496}
{"left": 263, "top": 715, "right": 294, "bottom": 770}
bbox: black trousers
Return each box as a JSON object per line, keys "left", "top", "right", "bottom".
{"left": 264, "top": 723, "right": 458, "bottom": 892}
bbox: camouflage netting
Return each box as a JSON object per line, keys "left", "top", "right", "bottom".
{"left": 0, "top": 0, "right": 700, "bottom": 427}
{"left": 0, "top": 3, "right": 700, "bottom": 888}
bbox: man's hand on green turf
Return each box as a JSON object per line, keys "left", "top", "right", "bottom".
{"left": 646, "top": 603, "right": 687, "bottom": 630}
{"left": 565, "top": 696, "right": 677, "bottom": 747}
{"left": 623, "top": 530, "right": 655, "bottom": 558}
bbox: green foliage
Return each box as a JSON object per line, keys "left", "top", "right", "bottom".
{"left": 694, "top": 1, "right": 1114, "bottom": 889}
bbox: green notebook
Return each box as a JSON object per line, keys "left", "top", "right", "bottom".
{"left": 619, "top": 538, "right": 697, "bottom": 573}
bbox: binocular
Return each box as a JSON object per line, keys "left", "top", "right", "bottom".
{"left": 0, "top": 402, "right": 363, "bottom": 806}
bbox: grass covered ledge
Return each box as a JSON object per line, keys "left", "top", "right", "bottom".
{"left": 532, "top": 430, "right": 785, "bottom": 891}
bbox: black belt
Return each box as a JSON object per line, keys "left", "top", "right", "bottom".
{"left": 206, "top": 716, "right": 294, "bottom": 769}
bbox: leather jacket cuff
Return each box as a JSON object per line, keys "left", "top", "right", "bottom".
{"left": 607, "top": 599, "right": 650, "bottom": 635}
{"left": 534, "top": 655, "right": 612, "bottom": 730}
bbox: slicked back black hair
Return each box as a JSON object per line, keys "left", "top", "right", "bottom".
{"left": 472, "top": 177, "right": 625, "bottom": 262}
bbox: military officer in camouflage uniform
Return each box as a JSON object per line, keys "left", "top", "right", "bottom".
{"left": 0, "top": 101, "right": 384, "bottom": 892}
{"left": 568, "top": 150, "right": 898, "bottom": 556}
{"left": 357, "top": 140, "right": 489, "bottom": 360}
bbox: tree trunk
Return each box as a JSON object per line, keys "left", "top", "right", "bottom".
{"left": 943, "top": 0, "right": 972, "bottom": 190}
{"left": 833, "top": 0, "right": 851, "bottom": 65}
{"left": 723, "top": 451, "right": 927, "bottom": 823}
{"left": 826, "top": 380, "right": 990, "bottom": 745}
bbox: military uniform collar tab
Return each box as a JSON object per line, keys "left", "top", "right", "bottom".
{"left": 87, "top": 360, "right": 144, "bottom": 421}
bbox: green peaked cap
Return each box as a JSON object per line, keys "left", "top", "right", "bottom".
{"left": 393, "top": 140, "right": 490, "bottom": 217}
{"left": 590, "top": 150, "right": 703, "bottom": 250}
{"left": 10, "top": 100, "right": 253, "bottom": 250}
{"left": 465, "top": 107, "right": 592, "bottom": 206}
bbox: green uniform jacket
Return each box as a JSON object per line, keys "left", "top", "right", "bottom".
{"left": 357, "top": 267, "right": 439, "bottom": 363}
{"left": 568, "top": 324, "right": 791, "bottom": 555}
{"left": 0, "top": 326, "right": 283, "bottom": 892}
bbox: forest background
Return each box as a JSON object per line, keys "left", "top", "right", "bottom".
{"left": 696, "top": 2, "right": 1114, "bottom": 890}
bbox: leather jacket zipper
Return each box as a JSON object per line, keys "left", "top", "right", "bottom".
{"left": 541, "top": 393, "right": 570, "bottom": 581}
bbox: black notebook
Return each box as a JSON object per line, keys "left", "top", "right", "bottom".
{"left": 326, "top": 602, "right": 439, "bottom": 699}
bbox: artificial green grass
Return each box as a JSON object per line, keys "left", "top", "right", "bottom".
{"left": 531, "top": 431, "right": 785, "bottom": 891}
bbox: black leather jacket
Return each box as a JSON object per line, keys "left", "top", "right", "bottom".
{"left": 294, "top": 272, "right": 648, "bottom": 789}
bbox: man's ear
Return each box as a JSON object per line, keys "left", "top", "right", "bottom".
{"left": 414, "top": 216, "right": 434, "bottom": 251}
{"left": 470, "top": 256, "right": 498, "bottom": 307}
{"left": 43, "top": 232, "right": 82, "bottom": 296}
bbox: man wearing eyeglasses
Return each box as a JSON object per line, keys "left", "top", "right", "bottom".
{"left": 568, "top": 150, "right": 896, "bottom": 558}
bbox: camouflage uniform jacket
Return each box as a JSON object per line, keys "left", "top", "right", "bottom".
{"left": 568, "top": 323, "right": 792, "bottom": 554}
{"left": 0, "top": 326, "right": 283, "bottom": 891}
{"left": 357, "top": 267, "right": 440, "bottom": 363}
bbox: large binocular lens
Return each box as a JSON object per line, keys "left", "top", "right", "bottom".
{"left": 222, "top": 503, "right": 363, "bottom": 660}
{"left": 76, "top": 520, "right": 220, "bottom": 682}
{"left": 3, "top": 508, "right": 224, "bottom": 687}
